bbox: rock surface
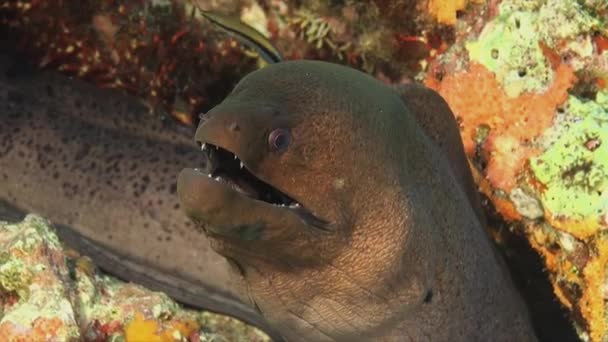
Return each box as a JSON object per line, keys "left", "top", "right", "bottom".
{"left": 0, "top": 214, "right": 270, "bottom": 342}
{"left": 424, "top": 1, "right": 607, "bottom": 340}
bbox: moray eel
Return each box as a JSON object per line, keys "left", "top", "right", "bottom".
{"left": 177, "top": 61, "right": 537, "bottom": 341}
{"left": 0, "top": 53, "right": 282, "bottom": 339}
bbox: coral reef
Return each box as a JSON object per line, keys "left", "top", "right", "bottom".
{"left": 0, "top": 215, "right": 270, "bottom": 342}
{"left": 425, "top": 0, "right": 608, "bottom": 340}
{"left": 427, "top": 62, "right": 576, "bottom": 194}
{"left": 428, "top": 0, "right": 484, "bottom": 25}
{"left": 466, "top": 0, "right": 602, "bottom": 97}
{"left": 531, "top": 93, "right": 608, "bottom": 225}
{"left": 3, "top": 0, "right": 608, "bottom": 340}
{"left": 268, "top": 0, "right": 486, "bottom": 76}
{"left": 1, "top": 0, "right": 259, "bottom": 123}
{"left": 527, "top": 92, "right": 608, "bottom": 341}
{"left": 1, "top": 0, "right": 490, "bottom": 124}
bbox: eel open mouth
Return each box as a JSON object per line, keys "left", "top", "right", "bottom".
{"left": 197, "top": 142, "right": 302, "bottom": 208}
{"left": 190, "top": 142, "right": 329, "bottom": 231}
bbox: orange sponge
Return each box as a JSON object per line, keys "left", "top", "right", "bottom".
{"left": 426, "top": 62, "right": 576, "bottom": 192}
{"left": 427, "top": 0, "right": 485, "bottom": 25}
{"left": 124, "top": 312, "right": 198, "bottom": 342}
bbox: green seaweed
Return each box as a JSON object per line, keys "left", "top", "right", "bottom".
{"left": 530, "top": 92, "right": 608, "bottom": 220}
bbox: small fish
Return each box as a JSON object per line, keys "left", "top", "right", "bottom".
{"left": 198, "top": 9, "right": 283, "bottom": 64}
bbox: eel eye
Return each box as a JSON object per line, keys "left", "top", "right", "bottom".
{"left": 268, "top": 128, "right": 291, "bottom": 152}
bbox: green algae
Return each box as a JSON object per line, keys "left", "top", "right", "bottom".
{"left": 0, "top": 216, "right": 61, "bottom": 300}
{"left": 3, "top": 215, "right": 63, "bottom": 252}
{"left": 78, "top": 273, "right": 180, "bottom": 323}
{"left": 466, "top": 10, "right": 553, "bottom": 97}
{"left": 0, "top": 258, "right": 32, "bottom": 299}
{"left": 0, "top": 216, "right": 80, "bottom": 340}
{"left": 536, "top": 1, "right": 602, "bottom": 46}
{"left": 466, "top": 0, "right": 603, "bottom": 98}
{"left": 2, "top": 295, "right": 80, "bottom": 341}
{"left": 530, "top": 92, "right": 608, "bottom": 220}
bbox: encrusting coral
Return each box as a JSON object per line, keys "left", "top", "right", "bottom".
{"left": 526, "top": 92, "right": 608, "bottom": 342}
{"left": 0, "top": 215, "right": 270, "bottom": 342}
{"left": 426, "top": 62, "right": 576, "bottom": 195}
{"left": 425, "top": 0, "right": 608, "bottom": 340}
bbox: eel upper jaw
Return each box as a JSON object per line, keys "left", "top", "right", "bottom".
{"left": 195, "top": 141, "right": 330, "bottom": 231}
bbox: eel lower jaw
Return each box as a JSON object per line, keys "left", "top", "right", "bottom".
{"left": 178, "top": 168, "right": 330, "bottom": 237}
{"left": 191, "top": 169, "right": 305, "bottom": 212}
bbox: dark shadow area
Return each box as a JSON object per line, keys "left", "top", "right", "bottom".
{"left": 0, "top": 199, "right": 27, "bottom": 223}
{"left": 482, "top": 194, "right": 580, "bottom": 342}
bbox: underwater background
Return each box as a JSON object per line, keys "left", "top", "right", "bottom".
{"left": 1, "top": 0, "right": 607, "bottom": 341}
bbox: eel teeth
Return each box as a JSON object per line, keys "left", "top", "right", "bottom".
{"left": 197, "top": 142, "right": 307, "bottom": 212}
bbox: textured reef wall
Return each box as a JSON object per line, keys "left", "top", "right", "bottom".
{"left": 424, "top": 1, "right": 607, "bottom": 340}
{"left": 0, "top": 0, "right": 498, "bottom": 121}
{"left": 0, "top": 215, "right": 269, "bottom": 341}
{"left": 1, "top": 0, "right": 608, "bottom": 341}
